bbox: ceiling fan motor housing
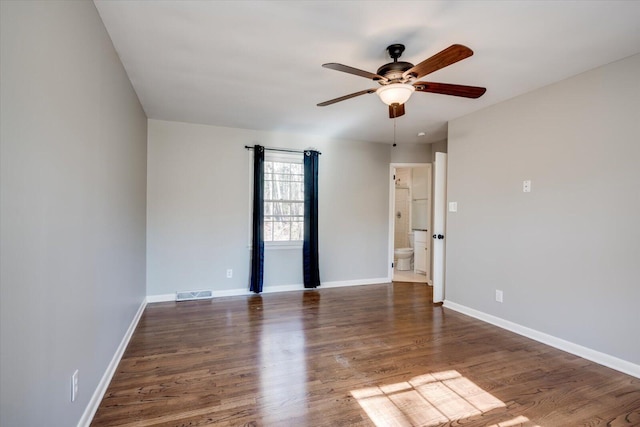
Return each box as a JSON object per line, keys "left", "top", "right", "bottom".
{"left": 377, "top": 61, "right": 414, "bottom": 82}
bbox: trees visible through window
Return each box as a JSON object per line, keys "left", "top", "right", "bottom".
{"left": 264, "top": 156, "right": 304, "bottom": 242}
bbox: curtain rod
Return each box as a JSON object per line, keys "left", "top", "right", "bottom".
{"left": 244, "top": 145, "right": 321, "bottom": 155}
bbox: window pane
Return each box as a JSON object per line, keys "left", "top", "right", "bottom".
{"left": 263, "top": 157, "right": 304, "bottom": 242}
{"left": 273, "top": 162, "right": 290, "bottom": 174}
{"left": 272, "top": 180, "right": 286, "bottom": 199}
{"left": 264, "top": 202, "right": 273, "bottom": 215}
{"left": 264, "top": 218, "right": 273, "bottom": 241}
{"left": 284, "top": 203, "right": 293, "bottom": 216}
{"left": 291, "top": 221, "right": 303, "bottom": 241}
{"left": 291, "top": 202, "right": 304, "bottom": 215}
{"left": 290, "top": 183, "right": 303, "bottom": 200}
{"left": 271, "top": 201, "right": 280, "bottom": 214}
{"left": 273, "top": 221, "right": 290, "bottom": 241}
{"left": 264, "top": 181, "right": 272, "bottom": 199}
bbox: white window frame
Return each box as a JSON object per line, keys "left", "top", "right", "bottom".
{"left": 248, "top": 150, "right": 304, "bottom": 250}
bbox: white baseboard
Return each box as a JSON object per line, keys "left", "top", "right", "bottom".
{"left": 443, "top": 300, "right": 640, "bottom": 379}
{"left": 146, "top": 293, "right": 175, "bottom": 303}
{"left": 322, "top": 277, "right": 390, "bottom": 288}
{"left": 146, "top": 277, "right": 391, "bottom": 303}
{"left": 78, "top": 298, "right": 147, "bottom": 427}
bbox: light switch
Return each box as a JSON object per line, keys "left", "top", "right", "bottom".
{"left": 448, "top": 202, "right": 458, "bottom": 212}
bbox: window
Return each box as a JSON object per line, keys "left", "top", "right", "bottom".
{"left": 264, "top": 154, "right": 304, "bottom": 243}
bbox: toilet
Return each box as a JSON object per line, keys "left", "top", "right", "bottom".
{"left": 394, "top": 232, "right": 414, "bottom": 271}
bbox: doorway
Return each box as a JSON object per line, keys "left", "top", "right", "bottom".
{"left": 388, "top": 163, "right": 432, "bottom": 284}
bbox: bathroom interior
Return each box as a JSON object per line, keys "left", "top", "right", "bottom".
{"left": 393, "top": 165, "right": 431, "bottom": 283}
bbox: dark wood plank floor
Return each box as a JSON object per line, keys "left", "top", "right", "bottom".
{"left": 91, "top": 283, "right": 640, "bottom": 426}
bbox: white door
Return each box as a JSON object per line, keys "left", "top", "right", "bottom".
{"left": 432, "top": 153, "right": 447, "bottom": 303}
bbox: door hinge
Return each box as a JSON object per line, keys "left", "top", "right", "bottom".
{"left": 393, "top": 174, "right": 396, "bottom": 180}
{"left": 392, "top": 262, "right": 394, "bottom": 268}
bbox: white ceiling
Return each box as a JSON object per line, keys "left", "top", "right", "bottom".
{"left": 94, "top": 1, "right": 640, "bottom": 145}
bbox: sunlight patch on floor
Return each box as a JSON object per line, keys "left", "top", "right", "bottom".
{"left": 351, "top": 370, "right": 538, "bottom": 427}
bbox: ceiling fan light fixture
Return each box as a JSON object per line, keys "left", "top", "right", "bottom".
{"left": 376, "top": 83, "right": 415, "bottom": 106}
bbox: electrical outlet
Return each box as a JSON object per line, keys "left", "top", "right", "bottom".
{"left": 71, "top": 370, "right": 78, "bottom": 402}
{"left": 523, "top": 180, "right": 531, "bottom": 193}
{"left": 226, "top": 269, "right": 233, "bottom": 278}
{"left": 495, "top": 290, "right": 504, "bottom": 303}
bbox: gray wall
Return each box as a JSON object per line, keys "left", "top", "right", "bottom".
{"left": 147, "top": 119, "right": 390, "bottom": 296}
{"left": 430, "top": 139, "right": 447, "bottom": 161}
{"left": 0, "top": 2, "right": 147, "bottom": 425}
{"left": 390, "top": 143, "right": 432, "bottom": 163}
{"left": 446, "top": 53, "right": 640, "bottom": 365}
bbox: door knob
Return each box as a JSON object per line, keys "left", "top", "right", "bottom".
{"left": 432, "top": 234, "right": 437, "bottom": 239}
{"left": 437, "top": 234, "right": 444, "bottom": 239}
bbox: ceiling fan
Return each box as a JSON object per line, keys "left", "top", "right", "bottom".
{"left": 317, "top": 44, "right": 486, "bottom": 118}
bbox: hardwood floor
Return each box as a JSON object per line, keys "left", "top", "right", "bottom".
{"left": 91, "top": 283, "right": 640, "bottom": 426}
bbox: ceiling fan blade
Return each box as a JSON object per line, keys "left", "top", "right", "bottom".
{"left": 388, "top": 103, "right": 405, "bottom": 118}
{"left": 413, "top": 82, "right": 486, "bottom": 98}
{"left": 322, "top": 63, "right": 388, "bottom": 81}
{"left": 403, "top": 44, "right": 474, "bottom": 80}
{"left": 317, "top": 88, "right": 377, "bottom": 107}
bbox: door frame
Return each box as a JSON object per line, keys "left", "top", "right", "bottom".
{"left": 388, "top": 162, "right": 432, "bottom": 283}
